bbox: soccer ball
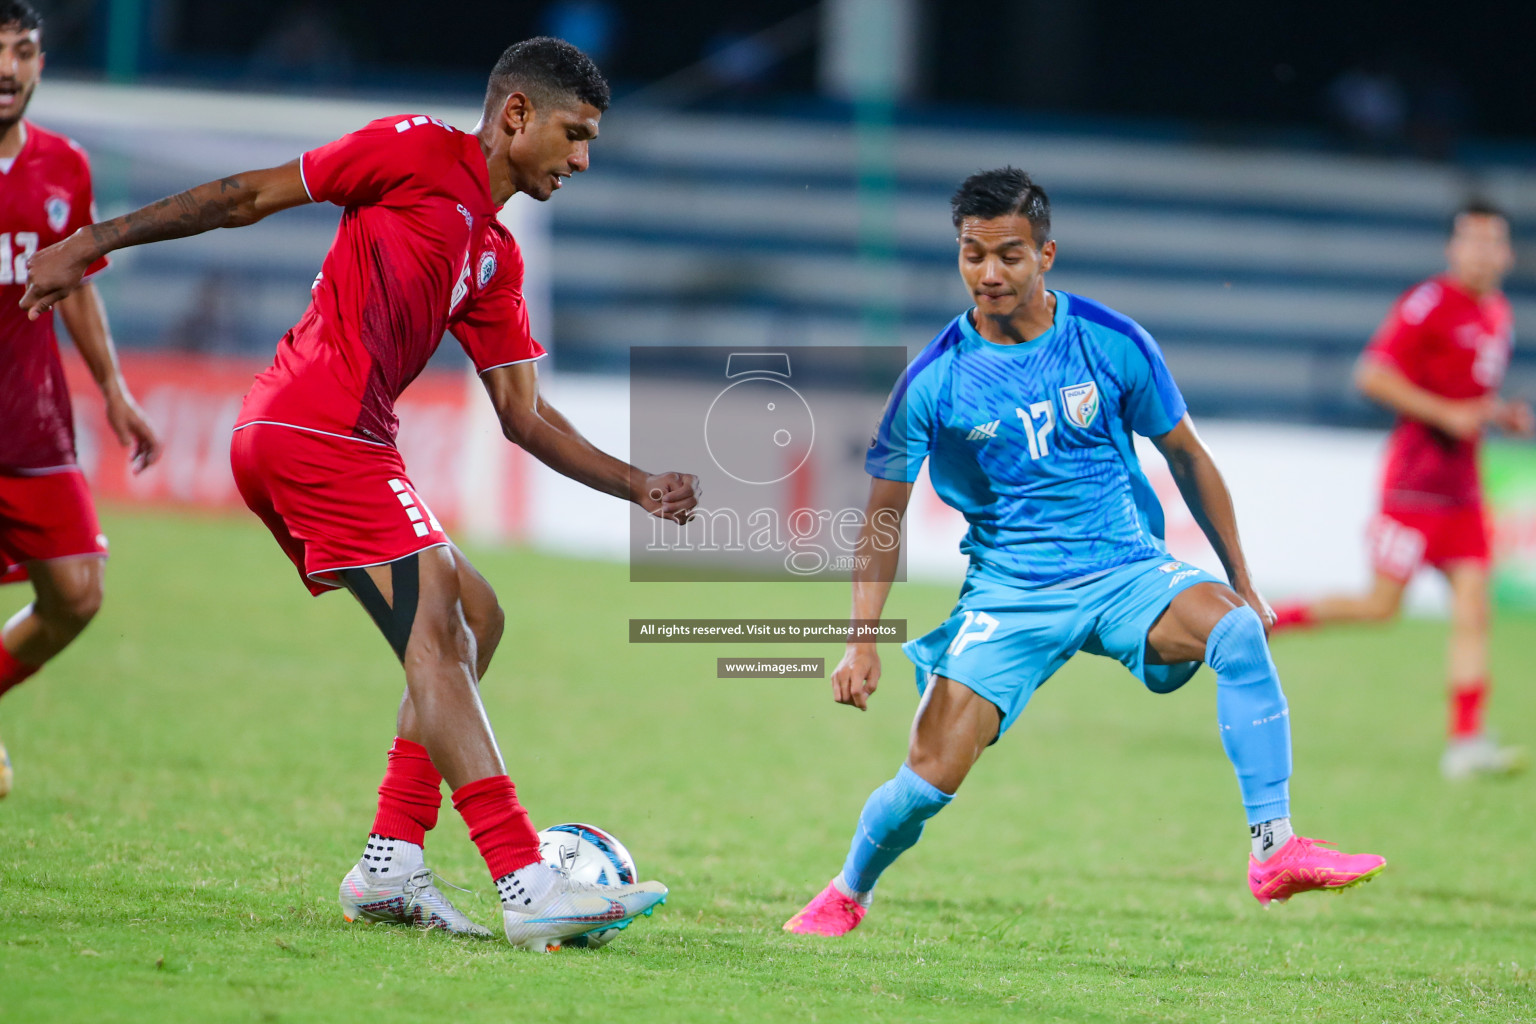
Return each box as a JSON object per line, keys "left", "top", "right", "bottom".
{"left": 536, "top": 822, "right": 639, "bottom": 949}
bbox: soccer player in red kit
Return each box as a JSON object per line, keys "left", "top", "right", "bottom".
{"left": 23, "top": 37, "right": 697, "bottom": 950}
{"left": 1273, "top": 202, "right": 1532, "bottom": 780}
{"left": 0, "top": 1, "right": 161, "bottom": 798}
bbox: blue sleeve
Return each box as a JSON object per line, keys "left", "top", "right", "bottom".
{"left": 1115, "top": 322, "right": 1187, "bottom": 438}
{"left": 865, "top": 360, "right": 940, "bottom": 482}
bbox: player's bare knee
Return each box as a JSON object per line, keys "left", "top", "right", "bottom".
{"left": 38, "top": 578, "right": 103, "bottom": 634}
{"left": 905, "top": 738, "right": 972, "bottom": 794}
{"left": 473, "top": 601, "right": 506, "bottom": 661}
{"left": 1363, "top": 594, "right": 1401, "bottom": 622}
{"left": 404, "top": 611, "right": 475, "bottom": 676}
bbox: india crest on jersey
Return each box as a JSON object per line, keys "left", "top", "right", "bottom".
{"left": 1060, "top": 380, "right": 1100, "bottom": 428}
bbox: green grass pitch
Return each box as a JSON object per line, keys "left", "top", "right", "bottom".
{"left": 1, "top": 508, "right": 1534, "bottom": 1023}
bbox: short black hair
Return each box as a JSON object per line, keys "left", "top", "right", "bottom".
{"left": 485, "top": 36, "right": 610, "bottom": 119}
{"left": 0, "top": 0, "right": 42, "bottom": 33}
{"left": 1453, "top": 198, "right": 1508, "bottom": 232}
{"left": 951, "top": 167, "right": 1051, "bottom": 247}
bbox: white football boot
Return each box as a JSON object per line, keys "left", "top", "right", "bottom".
{"left": 0, "top": 732, "right": 12, "bottom": 799}
{"left": 1441, "top": 734, "right": 1528, "bottom": 781}
{"left": 339, "top": 862, "right": 492, "bottom": 937}
{"left": 501, "top": 868, "right": 668, "bottom": 952}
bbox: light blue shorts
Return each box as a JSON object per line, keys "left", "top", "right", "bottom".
{"left": 903, "top": 556, "right": 1223, "bottom": 736}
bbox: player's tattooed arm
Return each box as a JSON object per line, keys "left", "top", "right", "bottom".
{"left": 481, "top": 362, "right": 699, "bottom": 524}
{"left": 1152, "top": 415, "right": 1273, "bottom": 627}
{"left": 20, "top": 162, "right": 311, "bottom": 319}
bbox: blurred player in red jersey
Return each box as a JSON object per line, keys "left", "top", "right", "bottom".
{"left": 0, "top": 1, "right": 161, "bottom": 798}
{"left": 22, "top": 37, "right": 696, "bottom": 949}
{"left": 1273, "top": 202, "right": 1532, "bottom": 780}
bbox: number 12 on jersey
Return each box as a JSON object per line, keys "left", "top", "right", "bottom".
{"left": 1016, "top": 402, "right": 1054, "bottom": 460}
{"left": 0, "top": 232, "right": 39, "bottom": 285}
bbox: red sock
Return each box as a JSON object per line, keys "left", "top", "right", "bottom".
{"left": 0, "top": 643, "right": 39, "bottom": 700}
{"left": 1449, "top": 678, "right": 1488, "bottom": 739}
{"left": 451, "top": 774, "right": 542, "bottom": 880}
{"left": 370, "top": 737, "right": 443, "bottom": 846}
{"left": 1270, "top": 602, "right": 1315, "bottom": 633}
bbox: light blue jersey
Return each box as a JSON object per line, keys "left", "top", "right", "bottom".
{"left": 825, "top": 288, "right": 1292, "bottom": 896}
{"left": 868, "top": 290, "right": 1187, "bottom": 587}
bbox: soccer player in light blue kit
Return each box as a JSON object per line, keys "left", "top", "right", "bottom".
{"left": 784, "top": 168, "right": 1386, "bottom": 935}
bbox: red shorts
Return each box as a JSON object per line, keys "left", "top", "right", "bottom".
{"left": 230, "top": 423, "right": 450, "bottom": 596}
{"left": 0, "top": 469, "right": 109, "bottom": 585}
{"left": 1369, "top": 504, "right": 1489, "bottom": 582}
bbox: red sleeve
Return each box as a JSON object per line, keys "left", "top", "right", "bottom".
{"left": 300, "top": 116, "right": 448, "bottom": 207}
{"left": 1364, "top": 280, "right": 1441, "bottom": 377}
{"left": 449, "top": 233, "right": 547, "bottom": 373}
{"left": 67, "top": 143, "right": 109, "bottom": 279}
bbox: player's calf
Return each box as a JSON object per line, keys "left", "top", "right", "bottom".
{"left": 1207, "top": 605, "right": 1293, "bottom": 824}
{"left": 1203, "top": 606, "right": 1388, "bottom": 904}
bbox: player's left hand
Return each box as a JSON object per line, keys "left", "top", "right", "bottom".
{"left": 1492, "top": 399, "right": 1536, "bottom": 438}
{"left": 640, "top": 471, "right": 700, "bottom": 524}
{"left": 105, "top": 390, "right": 162, "bottom": 474}
{"left": 19, "top": 231, "right": 95, "bottom": 320}
{"left": 1236, "top": 584, "right": 1276, "bottom": 636}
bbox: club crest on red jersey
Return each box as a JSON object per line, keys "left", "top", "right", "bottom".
{"left": 1059, "top": 381, "right": 1100, "bottom": 429}
{"left": 45, "top": 195, "right": 70, "bottom": 233}
{"left": 477, "top": 250, "right": 496, "bottom": 288}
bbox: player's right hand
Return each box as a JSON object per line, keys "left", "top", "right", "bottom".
{"left": 106, "top": 390, "right": 163, "bottom": 474}
{"left": 1440, "top": 397, "right": 1494, "bottom": 440}
{"left": 832, "top": 643, "right": 881, "bottom": 711}
{"left": 19, "top": 231, "right": 93, "bottom": 320}
{"left": 640, "top": 471, "right": 700, "bottom": 524}
{"left": 1493, "top": 399, "right": 1536, "bottom": 438}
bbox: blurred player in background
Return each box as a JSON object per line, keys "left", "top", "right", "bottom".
{"left": 0, "top": 0, "right": 160, "bottom": 799}
{"left": 1272, "top": 202, "right": 1532, "bottom": 780}
{"left": 23, "top": 37, "right": 696, "bottom": 950}
{"left": 784, "top": 169, "right": 1385, "bottom": 937}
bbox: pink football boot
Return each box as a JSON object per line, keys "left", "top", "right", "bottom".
{"left": 783, "top": 879, "right": 867, "bottom": 936}
{"left": 1249, "top": 835, "right": 1386, "bottom": 905}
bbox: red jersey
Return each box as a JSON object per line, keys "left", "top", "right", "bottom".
{"left": 236, "top": 116, "right": 545, "bottom": 445}
{"left": 0, "top": 121, "right": 109, "bottom": 472}
{"left": 1363, "top": 275, "right": 1513, "bottom": 509}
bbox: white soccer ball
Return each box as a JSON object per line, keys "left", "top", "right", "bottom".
{"left": 536, "top": 822, "right": 640, "bottom": 949}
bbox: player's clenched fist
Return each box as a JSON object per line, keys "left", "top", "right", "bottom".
{"left": 832, "top": 643, "right": 881, "bottom": 710}
{"left": 641, "top": 471, "right": 700, "bottom": 524}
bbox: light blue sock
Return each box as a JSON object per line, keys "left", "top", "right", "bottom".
{"left": 1207, "top": 605, "right": 1292, "bottom": 825}
{"left": 840, "top": 763, "right": 954, "bottom": 895}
